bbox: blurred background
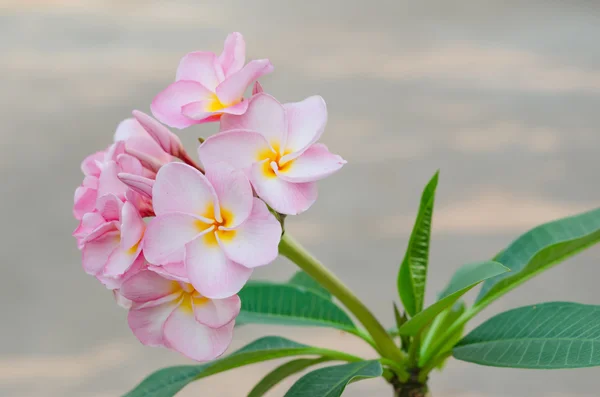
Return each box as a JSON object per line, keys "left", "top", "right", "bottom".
{"left": 2, "top": 1, "right": 600, "bottom": 396}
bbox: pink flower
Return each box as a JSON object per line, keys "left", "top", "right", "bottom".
{"left": 73, "top": 142, "right": 143, "bottom": 220}
{"left": 198, "top": 93, "right": 346, "bottom": 215}
{"left": 143, "top": 162, "right": 282, "bottom": 299}
{"left": 75, "top": 194, "right": 146, "bottom": 289}
{"left": 151, "top": 32, "right": 273, "bottom": 129}
{"left": 120, "top": 269, "right": 239, "bottom": 361}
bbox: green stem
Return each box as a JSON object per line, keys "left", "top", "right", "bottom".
{"left": 419, "top": 306, "right": 479, "bottom": 368}
{"left": 279, "top": 233, "right": 405, "bottom": 363}
{"left": 315, "top": 348, "right": 365, "bottom": 363}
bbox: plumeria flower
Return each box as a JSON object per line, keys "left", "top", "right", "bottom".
{"left": 198, "top": 93, "right": 346, "bottom": 215}
{"left": 75, "top": 194, "right": 146, "bottom": 289}
{"left": 151, "top": 32, "right": 273, "bottom": 129}
{"left": 143, "top": 162, "right": 282, "bottom": 299}
{"left": 120, "top": 270, "right": 239, "bottom": 361}
{"left": 73, "top": 141, "right": 143, "bottom": 220}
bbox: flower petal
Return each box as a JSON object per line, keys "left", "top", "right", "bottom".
{"left": 73, "top": 185, "right": 97, "bottom": 220}
{"left": 97, "top": 160, "right": 128, "bottom": 199}
{"left": 199, "top": 129, "right": 269, "bottom": 170}
{"left": 132, "top": 110, "right": 184, "bottom": 157}
{"left": 120, "top": 270, "right": 181, "bottom": 304}
{"left": 118, "top": 173, "right": 154, "bottom": 199}
{"left": 144, "top": 213, "right": 205, "bottom": 265}
{"left": 151, "top": 81, "right": 213, "bottom": 129}
{"left": 282, "top": 95, "right": 328, "bottom": 159}
{"left": 120, "top": 202, "right": 145, "bottom": 248}
{"left": 215, "top": 59, "right": 274, "bottom": 106}
{"left": 163, "top": 304, "right": 234, "bottom": 361}
{"left": 185, "top": 237, "right": 252, "bottom": 299}
{"left": 219, "top": 198, "right": 281, "bottom": 268}
{"left": 128, "top": 298, "right": 179, "bottom": 347}
{"left": 220, "top": 93, "right": 286, "bottom": 146}
{"left": 205, "top": 164, "right": 253, "bottom": 228}
{"left": 176, "top": 51, "right": 222, "bottom": 91}
{"left": 194, "top": 295, "right": 240, "bottom": 329}
{"left": 82, "top": 230, "right": 119, "bottom": 275}
{"left": 250, "top": 161, "right": 318, "bottom": 215}
{"left": 218, "top": 32, "right": 245, "bottom": 77}
{"left": 95, "top": 193, "right": 123, "bottom": 221}
{"left": 152, "top": 162, "right": 218, "bottom": 216}
{"left": 276, "top": 143, "right": 346, "bottom": 183}
{"left": 219, "top": 99, "right": 249, "bottom": 115}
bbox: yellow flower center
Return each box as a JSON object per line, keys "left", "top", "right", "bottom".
{"left": 194, "top": 203, "right": 237, "bottom": 246}
{"left": 257, "top": 142, "right": 294, "bottom": 178}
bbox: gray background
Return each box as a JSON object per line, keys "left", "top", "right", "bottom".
{"left": 2, "top": 1, "right": 600, "bottom": 396}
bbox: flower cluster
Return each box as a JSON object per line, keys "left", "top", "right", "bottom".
{"left": 72, "top": 33, "right": 346, "bottom": 361}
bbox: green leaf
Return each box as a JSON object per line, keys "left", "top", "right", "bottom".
{"left": 248, "top": 357, "right": 332, "bottom": 397}
{"left": 397, "top": 171, "right": 439, "bottom": 316}
{"left": 476, "top": 207, "right": 600, "bottom": 306}
{"left": 124, "top": 336, "right": 349, "bottom": 397}
{"left": 237, "top": 282, "right": 356, "bottom": 332}
{"left": 284, "top": 360, "right": 383, "bottom": 397}
{"left": 289, "top": 270, "right": 332, "bottom": 299}
{"left": 453, "top": 302, "right": 600, "bottom": 369}
{"left": 398, "top": 261, "right": 509, "bottom": 336}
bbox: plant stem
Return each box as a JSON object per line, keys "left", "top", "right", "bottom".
{"left": 279, "top": 233, "right": 405, "bottom": 363}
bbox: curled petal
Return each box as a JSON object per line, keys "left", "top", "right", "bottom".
{"left": 276, "top": 143, "right": 346, "bottom": 183}
{"left": 118, "top": 173, "right": 154, "bottom": 199}
{"left": 219, "top": 32, "right": 245, "bottom": 77}
{"left": 81, "top": 151, "right": 104, "bottom": 177}
{"left": 97, "top": 160, "right": 128, "bottom": 199}
{"left": 152, "top": 162, "right": 218, "bottom": 216}
{"left": 176, "top": 51, "right": 222, "bottom": 91}
{"left": 82, "top": 230, "right": 119, "bottom": 275}
{"left": 194, "top": 295, "right": 240, "bottom": 329}
{"left": 250, "top": 161, "right": 318, "bottom": 215}
{"left": 216, "top": 59, "right": 273, "bottom": 106}
{"left": 219, "top": 198, "right": 281, "bottom": 268}
{"left": 163, "top": 304, "right": 234, "bottom": 361}
{"left": 151, "top": 81, "right": 213, "bottom": 129}
{"left": 185, "top": 237, "right": 252, "bottom": 299}
{"left": 133, "top": 110, "right": 184, "bottom": 157}
{"left": 96, "top": 194, "right": 123, "bottom": 222}
{"left": 73, "top": 185, "right": 97, "bottom": 220}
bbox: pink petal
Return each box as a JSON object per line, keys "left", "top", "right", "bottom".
{"left": 252, "top": 81, "right": 263, "bottom": 95}
{"left": 73, "top": 211, "right": 105, "bottom": 242}
{"left": 120, "top": 202, "right": 146, "bottom": 248}
{"left": 133, "top": 110, "right": 184, "bottom": 157}
{"left": 152, "top": 162, "right": 218, "bottom": 216}
{"left": 151, "top": 81, "right": 213, "bottom": 129}
{"left": 249, "top": 161, "right": 318, "bottom": 215}
{"left": 120, "top": 270, "right": 181, "bottom": 304}
{"left": 204, "top": 164, "right": 253, "bottom": 228}
{"left": 83, "top": 220, "right": 119, "bottom": 243}
{"left": 128, "top": 298, "right": 179, "bottom": 347}
{"left": 282, "top": 95, "right": 328, "bottom": 159}
{"left": 96, "top": 194, "right": 123, "bottom": 221}
{"left": 118, "top": 173, "right": 154, "bottom": 199}
{"left": 219, "top": 99, "right": 249, "bottom": 115}
{"left": 113, "top": 290, "right": 132, "bottom": 309}
{"left": 73, "top": 186, "right": 97, "bottom": 220}
{"left": 103, "top": 245, "right": 140, "bottom": 277}
{"left": 82, "top": 230, "right": 119, "bottom": 275}
{"left": 185, "top": 237, "right": 252, "bottom": 299}
{"left": 198, "top": 129, "right": 269, "bottom": 170}
{"left": 81, "top": 151, "right": 104, "bottom": 177}
{"left": 219, "top": 198, "right": 281, "bottom": 268}
{"left": 143, "top": 213, "right": 206, "bottom": 265}
{"left": 148, "top": 263, "right": 188, "bottom": 284}
{"left": 97, "top": 160, "right": 128, "bottom": 199}
{"left": 176, "top": 51, "right": 222, "bottom": 92}
{"left": 180, "top": 100, "right": 217, "bottom": 121}
{"left": 219, "top": 32, "right": 245, "bottom": 77}
{"left": 114, "top": 118, "right": 146, "bottom": 141}
{"left": 215, "top": 59, "right": 274, "bottom": 106}
{"left": 220, "top": 94, "right": 286, "bottom": 146}
{"left": 194, "top": 295, "right": 240, "bottom": 329}
{"left": 163, "top": 305, "right": 234, "bottom": 361}
{"left": 98, "top": 252, "right": 146, "bottom": 290}
{"left": 276, "top": 143, "right": 346, "bottom": 183}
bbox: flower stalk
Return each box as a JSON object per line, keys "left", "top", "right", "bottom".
{"left": 279, "top": 232, "right": 405, "bottom": 364}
